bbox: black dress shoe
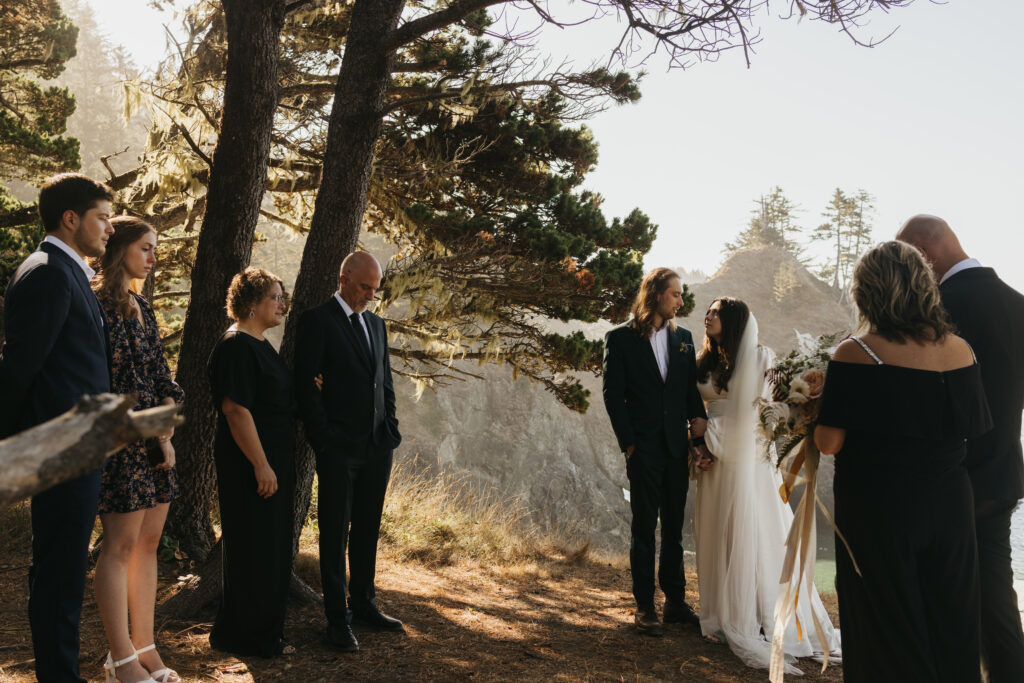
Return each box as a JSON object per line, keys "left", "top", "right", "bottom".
{"left": 326, "top": 624, "right": 359, "bottom": 652}
{"left": 663, "top": 599, "right": 701, "bottom": 626}
{"left": 634, "top": 605, "right": 664, "bottom": 636}
{"left": 351, "top": 604, "right": 404, "bottom": 631}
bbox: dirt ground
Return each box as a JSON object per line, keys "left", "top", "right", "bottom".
{"left": 0, "top": 517, "right": 842, "bottom": 683}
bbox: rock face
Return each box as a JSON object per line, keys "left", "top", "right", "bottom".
{"left": 385, "top": 246, "right": 854, "bottom": 551}
{"left": 392, "top": 362, "right": 632, "bottom": 548}
{"left": 680, "top": 246, "right": 853, "bottom": 351}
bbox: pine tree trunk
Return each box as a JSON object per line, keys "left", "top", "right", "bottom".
{"left": 833, "top": 225, "right": 841, "bottom": 291}
{"left": 167, "top": 0, "right": 288, "bottom": 563}
{"left": 278, "top": 0, "right": 407, "bottom": 553}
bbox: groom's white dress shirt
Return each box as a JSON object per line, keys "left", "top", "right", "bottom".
{"left": 941, "top": 257, "right": 982, "bottom": 284}
{"left": 650, "top": 322, "right": 669, "bottom": 382}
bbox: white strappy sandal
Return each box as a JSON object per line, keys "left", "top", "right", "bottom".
{"left": 136, "top": 643, "right": 180, "bottom": 683}
{"left": 103, "top": 650, "right": 157, "bottom": 683}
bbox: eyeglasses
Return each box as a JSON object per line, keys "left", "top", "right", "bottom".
{"left": 268, "top": 294, "right": 287, "bottom": 303}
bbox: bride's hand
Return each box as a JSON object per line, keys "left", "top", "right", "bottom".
{"left": 695, "top": 445, "right": 714, "bottom": 471}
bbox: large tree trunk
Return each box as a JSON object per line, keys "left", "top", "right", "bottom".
{"left": 0, "top": 395, "right": 181, "bottom": 509}
{"left": 167, "top": 0, "right": 288, "bottom": 563}
{"left": 279, "top": 0, "right": 407, "bottom": 552}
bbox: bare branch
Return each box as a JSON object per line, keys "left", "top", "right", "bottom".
{"left": 176, "top": 123, "right": 213, "bottom": 168}
{"left": 100, "top": 146, "right": 131, "bottom": 181}
{"left": 153, "top": 290, "right": 192, "bottom": 300}
{"left": 161, "top": 329, "right": 184, "bottom": 345}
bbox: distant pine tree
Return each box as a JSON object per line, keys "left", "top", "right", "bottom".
{"left": 812, "top": 188, "right": 875, "bottom": 295}
{"left": 723, "top": 186, "right": 804, "bottom": 259}
{"left": 0, "top": 0, "right": 81, "bottom": 310}
{"left": 0, "top": 0, "right": 80, "bottom": 185}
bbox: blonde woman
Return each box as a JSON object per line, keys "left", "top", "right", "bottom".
{"left": 92, "top": 216, "right": 183, "bottom": 683}
{"left": 815, "top": 241, "right": 992, "bottom": 682}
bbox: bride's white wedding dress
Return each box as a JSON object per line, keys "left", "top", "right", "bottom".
{"left": 695, "top": 315, "right": 841, "bottom": 675}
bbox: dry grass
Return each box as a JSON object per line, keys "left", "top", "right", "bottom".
{"left": 379, "top": 461, "right": 587, "bottom": 567}
{"left": 0, "top": 463, "right": 842, "bottom": 682}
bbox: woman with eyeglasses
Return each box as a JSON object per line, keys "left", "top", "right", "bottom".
{"left": 207, "top": 267, "right": 297, "bottom": 658}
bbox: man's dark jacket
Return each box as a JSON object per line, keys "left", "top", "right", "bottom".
{"left": 293, "top": 297, "right": 401, "bottom": 455}
{"left": 941, "top": 267, "right": 1024, "bottom": 503}
{"left": 602, "top": 322, "right": 707, "bottom": 458}
{"left": 0, "top": 241, "right": 110, "bottom": 436}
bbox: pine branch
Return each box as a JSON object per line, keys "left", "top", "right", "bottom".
{"left": 385, "top": 0, "right": 503, "bottom": 51}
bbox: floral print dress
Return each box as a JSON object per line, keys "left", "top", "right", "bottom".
{"left": 97, "top": 291, "right": 184, "bottom": 513}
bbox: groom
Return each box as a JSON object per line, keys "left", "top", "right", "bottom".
{"left": 603, "top": 267, "right": 708, "bottom": 635}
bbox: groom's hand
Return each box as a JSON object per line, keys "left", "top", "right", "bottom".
{"left": 690, "top": 417, "right": 708, "bottom": 438}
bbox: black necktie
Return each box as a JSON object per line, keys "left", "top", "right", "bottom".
{"left": 350, "top": 312, "right": 372, "bottom": 361}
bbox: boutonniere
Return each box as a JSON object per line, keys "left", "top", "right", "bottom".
{"left": 679, "top": 341, "right": 693, "bottom": 354}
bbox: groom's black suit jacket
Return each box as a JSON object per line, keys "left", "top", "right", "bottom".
{"left": 941, "top": 267, "right": 1024, "bottom": 504}
{"left": 294, "top": 297, "right": 401, "bottom": 456}
{"left": 602, "top": 322, "right": 707, "bottom": 459}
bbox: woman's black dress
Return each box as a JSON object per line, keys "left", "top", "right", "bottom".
{"left": 208, "top": 330, "right": 296, "bottom": 657}
{"left": 818, "top": 360, "right": 993, "bottom": 683}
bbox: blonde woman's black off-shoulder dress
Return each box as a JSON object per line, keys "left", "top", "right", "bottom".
{"left": 817, "top": 355, "right": 992, "bottom": 683}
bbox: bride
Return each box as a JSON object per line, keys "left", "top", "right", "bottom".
{"left": 694, "top": 297, "right": 841, "bottom": 674}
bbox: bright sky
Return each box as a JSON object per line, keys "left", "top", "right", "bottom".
{"left": 86, "top": 0, "right": 1024, "bottom": 291}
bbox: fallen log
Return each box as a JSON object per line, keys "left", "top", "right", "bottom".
{"left": 0, "top": 394, "right": 183, "bottom": 509}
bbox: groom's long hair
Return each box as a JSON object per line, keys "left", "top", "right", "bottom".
{"left": 630, "top": 267, "right": 679, "bottom": 339}
{"left": 697, "top": 297, "right": 750, "bottom": 392}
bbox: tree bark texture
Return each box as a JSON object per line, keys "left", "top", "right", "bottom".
{"left": 167, "top": 0, "right": 288, "bottom": 562}
{"left": 0, "top": 395, "right": 182, "bottom": 509}
{"left": 280, "top": 0, "right": 407, "bottom": 553}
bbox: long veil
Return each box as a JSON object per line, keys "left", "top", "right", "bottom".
{"left": 696, "top": 314, "right": 803, "bottom": 675}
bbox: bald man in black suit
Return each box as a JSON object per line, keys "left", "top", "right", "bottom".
{"left": 294, "top": 251, "right": 403, "bottom": 653}
{"left": 899, "top": 215, "right": 1024, "bottom": 683}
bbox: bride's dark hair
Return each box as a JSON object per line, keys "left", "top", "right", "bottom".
{"left": 697, "top": 297, "right": 750, "bottom": 392}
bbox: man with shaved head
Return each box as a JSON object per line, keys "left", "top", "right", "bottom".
{"left": 294, "top": 251, "right": 403, "bottom": 653}
{"left": 898, "top": 215, "right": 1024, "bottom": 681}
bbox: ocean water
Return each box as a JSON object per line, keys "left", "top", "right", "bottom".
{"left": 1011, "top": 500, "right": 1024, "bottom": 581}
{"left": 1001, "top": 484, "right": 1023, "bottom": 622}
{"left": 1010, "top": 438, "right": 1024, "bottom": 582}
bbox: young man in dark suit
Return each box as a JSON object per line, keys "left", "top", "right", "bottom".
{"left": 294, "top": 251, "right": 403, "bottom": 653}
{"left": 602, "top": 267, "right": 708, "bottom": 635}
{"left": 0, "top": 173, "right": 114, "bottom": 682}
{"left": 899, "top": 215, "right": 1024, "bottom": 682}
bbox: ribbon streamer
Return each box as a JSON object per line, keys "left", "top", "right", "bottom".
{"left": 768, "top": 438, "right": 860, "bottom": 683}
